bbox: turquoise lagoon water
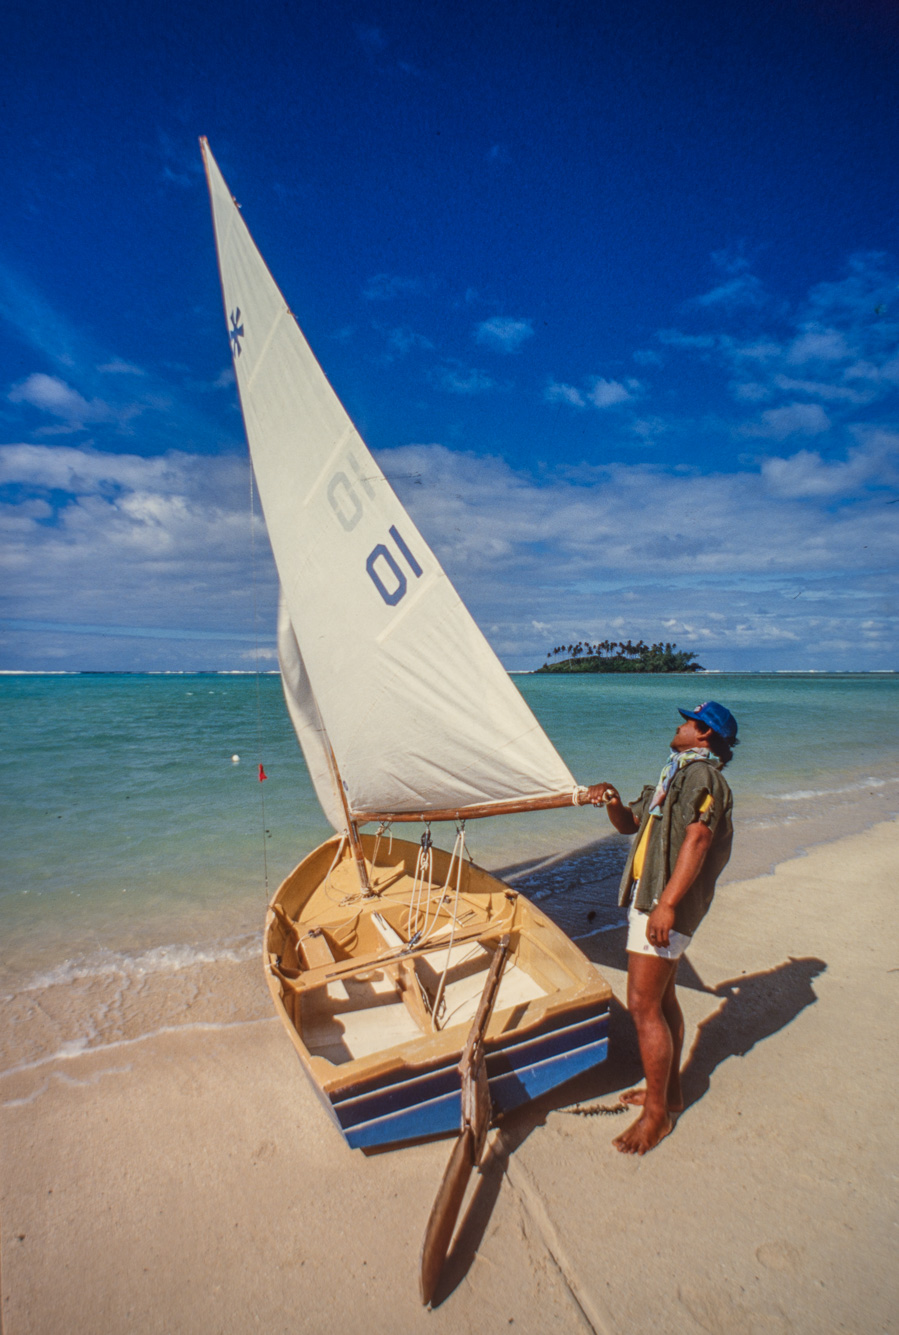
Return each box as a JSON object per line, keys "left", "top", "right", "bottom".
{"left": 1, "top": 671, "right": 897, "bottom": 1069}
{"left": 2, "top": 669, "right": 898, "bottom": 960}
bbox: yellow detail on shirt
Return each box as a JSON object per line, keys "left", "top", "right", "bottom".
{"left": 632, "top": 820, "right": 652, "bottom": 881}
{"left": 632, "top": 792, "right": 714, "bottom": 882}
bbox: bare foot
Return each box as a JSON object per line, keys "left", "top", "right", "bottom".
{"left": 618, "top": 1088, "right": 647, "bottom": 1107}
{"left": 618, "top": 1087, "right": 685, "bottom": 1115}
{"left": 612, "top": 1109, "right": 674, "bottom": 1155}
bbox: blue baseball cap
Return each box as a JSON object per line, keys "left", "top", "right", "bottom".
{"left": 678, "top": 700, "right": 739, "bottom": 744}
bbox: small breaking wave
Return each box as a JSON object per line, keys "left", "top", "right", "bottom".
{"left": 0, "top": 1017, "right": 277, "bottom": 1087}
{"left": 17, "top": 937, "right": 259, "bottom": 995}
{"left": 766, "top": 775, "right": 898, "bottom": 803}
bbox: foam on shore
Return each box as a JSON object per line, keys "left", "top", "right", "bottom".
{"left": 2, "top": 766, "right": 896, "bottom": 1077}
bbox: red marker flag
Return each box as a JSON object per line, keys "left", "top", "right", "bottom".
{"left": 258, "top": 764, "right": 268, "bottom": 782}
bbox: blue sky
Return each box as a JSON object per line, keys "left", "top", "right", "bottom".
{"left": 1, "top": 0, "right": 897, "bottom": 671}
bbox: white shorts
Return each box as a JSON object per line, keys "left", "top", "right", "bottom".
{"left": 626, "top": 903, "right": 692, "bottom": 959}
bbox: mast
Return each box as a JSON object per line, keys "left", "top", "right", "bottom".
{"left": 329, "top": 743, "right": 372, "bottom": 893}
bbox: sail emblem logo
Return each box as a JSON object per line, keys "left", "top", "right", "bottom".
{"left": 229, "top": 308, "right": 245, "bottom": 357}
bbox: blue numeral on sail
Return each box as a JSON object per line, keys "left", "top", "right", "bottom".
{"left": 389, "top": 525, "right": 422, "bottom": 577}
{"left": 367, "top": 527, "right": 422, "bottom": 605}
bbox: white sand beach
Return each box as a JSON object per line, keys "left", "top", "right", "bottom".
{"left": 2, "top": 818, "right": 897, "bottom": 1335}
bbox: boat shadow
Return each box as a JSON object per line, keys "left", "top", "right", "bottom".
{"left": 430, "top": 950, "right": 827, "bottom": 1306}
{"left": 491, "top": 833, "right": 632, "bottom": 939}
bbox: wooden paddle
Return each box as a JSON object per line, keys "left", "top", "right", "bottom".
{"left": 418, "top": 933, "right": 511, "bottom": 1306}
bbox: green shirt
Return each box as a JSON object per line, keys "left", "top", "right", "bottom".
{"left": 618, "top": 758, "right": 734, "bottom": 937}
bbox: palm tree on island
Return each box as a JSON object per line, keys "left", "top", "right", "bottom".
{"left": 538, "top": 638, "right": 704, "bottom": 674}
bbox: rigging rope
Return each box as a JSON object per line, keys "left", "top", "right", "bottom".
{"left": 430, "top": 823, "right": 468, "bottom": 1030}
{"left": 248, "top": 464, "right": 269, "bottom": 894}
{"left": 408, "top": 827, "right": 434, "bottom": 942}
{"left": 370, "top": 821, "right": 390, "bottom": 874}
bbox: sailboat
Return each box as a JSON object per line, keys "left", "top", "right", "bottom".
{"left": 201, "top": 139, "right": 612, "bottom": 1299}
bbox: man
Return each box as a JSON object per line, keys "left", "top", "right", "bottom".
{"left": 585, "top": 701, "right": 737, "bottom": 1155}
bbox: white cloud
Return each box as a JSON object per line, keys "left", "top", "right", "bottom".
{"left": 725, "top": 339, "right": 783, "bottom": 365}
{"left": 588, "top": 377, "right": 641, "bottom": 408}
{"left": 0, "top": 445, "right": 265, "bottom": 659}
{"left": 0, "top": 264, "right": 240, "bottom": 456}
{"left": 4, "top": 248, "right": 898, "bottom": 671}
{"left": 474, "top": 317, "right": 534, "bottom": 352}
{"left": 771, "top": 374, "right": 873, "bottom": 404}
{"left": 743, "top": 402, "right": 831, "bottom": 440}
{"left": 431, "top": 362, "right": 498, "bottom": 394}
{"left": 630, "top": 417, "right": 667, "bottom": 443}
{"left": 97, "top": 360, "right": 147, "bottom": 376}
{"left": 362, "top": 274, "right": 423, "bottom": 301}
{"left": 761, "top": 432, "right": 899, "bottom": 499}
{"left": 786, "top": 325, "right": 852, "bottom": 365}
{"left": 8, "top": 373, "right": 115, "bottom": 427}
{"left": 157, "top": 130, "right": 204, "bottom": 190}
{"left": 384, "top": 326, "right": 434, "bottom": 358}
{"left": 689, "top": 272, "right": 767, "bottom": 310}
{"left": 544, "top": 376, "right": 642, "bottom": 410}
{"left": 544, "top": 381, "right": 586, "bottom": 407}
{"left": 654, "top": 254, "right": 899, "bottom": 445}
{"left": 657, "top": 330, "right": 717, "bottom": 351}
{"left": 374, "top": 443, "right": 898, "bottom": 667}
{"left": 6, "top": 419, "right": 890, "bottom": 672}
{"left": 845, "top": 355, "right": 899, "bottom": 388}
{"left": 732, "top": 381, "right": 771, "bottom": 402}
{"left": 804, "top": 251, "right": 897, "bottom": 326}
{"left": 382, "top": 442, "right": 896, "bottom": 583}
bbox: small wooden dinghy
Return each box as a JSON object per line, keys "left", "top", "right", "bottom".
{"left": 264, "top": 831, "right": 611, "bottom": 1151}
{"left": 201, "top": 137, "right": 613, "bottom": 1298}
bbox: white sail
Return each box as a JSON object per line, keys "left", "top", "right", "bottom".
{"left": 202, "top": 139, "right": 578, "bottom": 825}
{"left": 277, "top": 591, "right": 345, "bottom": 829}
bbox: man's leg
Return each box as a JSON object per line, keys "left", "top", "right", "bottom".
{"left": 613, "top": 953, "right": 680, "bottom": 1155}
{"left": 619, "top": 961, "right": 685, "bottom": 1115}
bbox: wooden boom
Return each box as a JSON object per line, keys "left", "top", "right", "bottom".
{"left": 355, "top": 788, "right": 589, "bottom": 825}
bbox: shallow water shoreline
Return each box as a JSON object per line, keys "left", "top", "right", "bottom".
{"left": 2, "top": 817, "right": 897, "bottom": 1334}
{"left": 2, "top": 670, "right": 897, "bottom": 1073}
{"left": 2, "top": 768, "right": 896, "bottom": 1078}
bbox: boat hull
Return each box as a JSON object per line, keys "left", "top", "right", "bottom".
{"left": 264, "top": 833, "right": 612, "bottom": 1151}
{"left": 333, "top": 1008, "right": 609, "bottom": 1149}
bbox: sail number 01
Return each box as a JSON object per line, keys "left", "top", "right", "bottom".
{"left": 325, "top": 459, "right": 423, "bottom": 607}
{"left": 366, "top": 526, "right": 423, "bottom": 606}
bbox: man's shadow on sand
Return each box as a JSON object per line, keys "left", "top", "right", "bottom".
{"left": 430, "top": 940, "right": 826, "bottom": 1305}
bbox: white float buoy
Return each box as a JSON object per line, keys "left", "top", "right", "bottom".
{"left": 231, "top": 754, "right": 240, "bottom": 763}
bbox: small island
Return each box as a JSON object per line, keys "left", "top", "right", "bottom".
{"left": 537, "top": 639, "right": 704, "bottom": 674}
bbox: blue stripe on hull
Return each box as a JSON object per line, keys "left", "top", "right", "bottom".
{"left": 333, "top": 1010, "right": 608, "bottom": 1126}
{"left": 334, "top": 1009, "right": 609, "bottom": 1151}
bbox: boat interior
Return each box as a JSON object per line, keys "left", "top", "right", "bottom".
{"left": 264, "top": 833, "right": 610, "bottom": 1084}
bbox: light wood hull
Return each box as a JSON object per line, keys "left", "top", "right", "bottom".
{"left": 263, "top": 833, "right": 612, "bottom": 1149}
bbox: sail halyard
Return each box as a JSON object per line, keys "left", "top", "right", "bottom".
{"left": 202, "top": 138, "right": 581, "bottom": 827}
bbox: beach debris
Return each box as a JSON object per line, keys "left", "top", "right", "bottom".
{"left": 558, "top": 1101, "right": 628, "bottom": 1117}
